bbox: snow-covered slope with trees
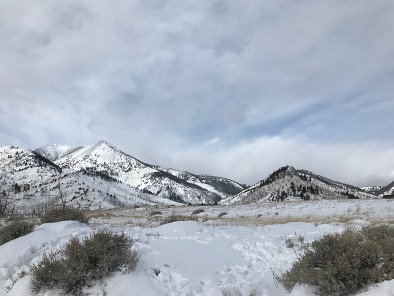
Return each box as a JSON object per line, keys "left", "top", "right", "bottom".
{"left": 376, "top": 181, "right": 394, "bottom": 196}
{"left": 0, "top": 146, "right": 61, "bottom": 215}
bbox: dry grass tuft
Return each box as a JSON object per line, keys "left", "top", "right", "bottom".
{"left": 191, "top": 208, "right": 205, "bottom": 215}
{"left": 221, "top": 284, "right": 260, "bottom": 296}
{"left": 218, "top": 212, "right": 228, "bottom": 218}
{"left": 149, "top": 210, "right": 162, "bottom": 216}
{"left": 41, "top": 207, "right": 87, "bottom": 224}
{"left": 159, "top": 213, "right": 198, "bottom": 225}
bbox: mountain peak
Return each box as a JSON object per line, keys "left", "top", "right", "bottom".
{"left": 263, "top": 165, "right": 298, "bottom": 183}
{"left": 92, "top": 140, "right": 123, "bottom": 153}
{"left": 283, "top": 165, "right": 297, "bottom": 174}
{"left": 97, "top": 140, "right": 111, "bottom": 146}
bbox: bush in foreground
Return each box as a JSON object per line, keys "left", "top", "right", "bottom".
{"left": 277, "top": 224, "right": 394, "bottom": 296}
{"left": 30, "top": 229, "right": 138, "bottom": 295}
{"left": 41, "top": 207, "right": 87, "bottom": 224}
{"left": 0, "top": 221, "right": 34, "bottom": 245}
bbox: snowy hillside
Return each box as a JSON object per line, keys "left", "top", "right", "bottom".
{"left": 34, "top": 144, "right": 79, "bottom": 161}
{"left": 298, "top": 169, "right": 376, "bottom": 199}
{"left": 0, "top": 146, "right": 61, "bottom": 215}
{"left": 222, "top": 165, "right": 377, "bottom": 205}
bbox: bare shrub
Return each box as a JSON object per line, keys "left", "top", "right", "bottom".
{"left": 221, "top": 284, "right": 260, "bottom": 296}
{"left": 191, "top": 208, "right": 205, "bottom": 215}
{"left": 29, "top": 253, "right": 65, "bottom": 293}
{"left": 30, "top": 229, "right": 138, "bottom": 295}
{"left": 285, "top": 237, "right": 295, "bottom": 248}
{"left": 0, "top": 221, "right": 34, "bottom": 245}
{"left": 41, "top": 207, "right": 87, "bottom": 224}
{"left": 160, "top": 213, "right": 198, "bottom": 225}
{"left": 276, "top": 225, "right": 394, "bottom": 296}
{"left": 149, "top": 210, "right": 162, "bottom": 216}
{"left": 218, "top": 212, "right": 228, "bottom": 218}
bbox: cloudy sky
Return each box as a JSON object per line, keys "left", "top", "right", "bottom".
{"left": 1, "top": 0, "right": 394, "bottom": 186}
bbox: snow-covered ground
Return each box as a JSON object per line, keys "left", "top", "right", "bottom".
{"left": 1, "top": 200, "right": 393, "bottom": 296}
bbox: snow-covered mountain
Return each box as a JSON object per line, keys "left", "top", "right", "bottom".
{"left": 221, "top": 165, "right": 377, "bottom": 205}
{"left": 54, "top": 141, "right": 246, "bottom": 205}
{"left": 1, "top": 142, "right": 381, "bottom": 213}
{"left": 1, "top": 141, "right": 246, "bottom": 214}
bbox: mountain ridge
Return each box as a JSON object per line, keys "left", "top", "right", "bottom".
{"left": 0, "top": 142, "right": 385, "bottom": 215}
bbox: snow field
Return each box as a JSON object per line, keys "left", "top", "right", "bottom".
{"left": 1, "top": 199, "right": 394, "bottom": 295}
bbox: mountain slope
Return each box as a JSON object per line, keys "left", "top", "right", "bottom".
{"left": 376, "top": 181, "right": 394, "bottom": 196}
{"left": 221, "top": 165, "right": 377, "bottom": 205}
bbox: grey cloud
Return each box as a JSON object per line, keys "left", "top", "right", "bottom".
{"left": 1, "top": 0, "right": 394, "bottom": 185}
{"left": 170, "top": 136, "right": 394, "bottom": 187}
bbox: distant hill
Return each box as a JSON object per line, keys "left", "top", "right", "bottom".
{"left": 221, "top": 165, "right": 377, "bottom": 205}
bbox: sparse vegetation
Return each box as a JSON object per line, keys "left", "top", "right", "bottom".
{"left": 149, "top": 210, "right": 162, "bottom": 216}
{"left": 160, "top": 213, "right": 198, "bottom": 225}
{"left": 276, "top": 225, "right": 394, "bottom": 296}
{"left": 218, "top": 212, "right": 227, "bottom": 218}
{"left": 221, "top": 284, "right": 260, "bottom": 296}
{"left": 152, "top": 267, "right": 161, "bottom": 276}
{"left": 0, "top": 220, "right": 34, "bottom": 245}
{"left": 30, "top": 229, "right": 138, "bottom": 295}
{"left": 284, "top": 234, "right": 308, "bottom": 250}
{"left": 285, "top": 237, "right": 295, "bottom": 248}
{"left": 41, "top": 207, "right": 87, "bottom": 224}
{"left": 191, "top": 208, "right": 205, "bottom": 215}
